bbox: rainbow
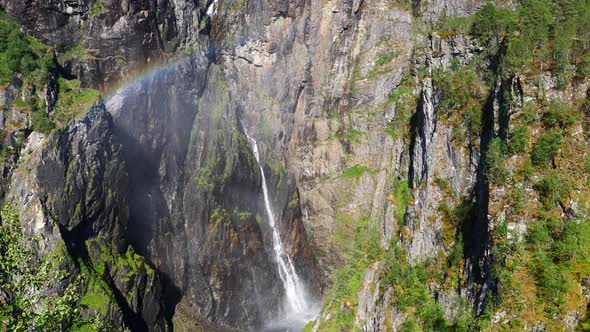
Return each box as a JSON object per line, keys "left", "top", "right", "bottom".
{"left": 103, "top": 53, "right": 196, "bottom": 99}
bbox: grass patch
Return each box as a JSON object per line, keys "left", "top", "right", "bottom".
{"left": 340, "top": 165, "right": 378, "bottom": 179}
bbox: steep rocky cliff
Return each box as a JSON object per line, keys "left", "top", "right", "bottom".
{"left": 1, "top": 0, "right": 589, "bottom": 331}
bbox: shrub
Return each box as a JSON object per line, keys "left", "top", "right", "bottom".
{"left": 381, "top": 243, "right": 474, "bottom": 330}
{"left": 470, "top": 3, "right": 515, "bottom": 44}
{"left": 485, "top": 138, "right": 509, "bottom": 185}
{"left": 0, "top": 14, "right": 53, "bottom": 85}
{"left": 507, "top": 188, "right": 525, "bottom": 213}
{"left": 0, "top": 204, "right": 86, "bottom": 330}
{"left": 393, "top": 180, "right": 410, "bottom": 226}
{"left": 508, "top": 125, "right": 529, "bottom": 154}
{"left": 319, "top": 217, "right": 382, "bottom": 330}
{"left": 534, "top": 173, "right": 571, "bottom": 210}
{"left": 400, "top": 319, "right": 421, "bottom": 332}
{"left": 530, "top": 131, "right": 561, "bottom": 166}
{"left": 433, "top": 66, "right": 486, "bottom": 138}
{"left": 542, "top": 101, "right": 579, "bottom": 129}
{"left": 25, "top": 97, "right": 55, "bottom": 134}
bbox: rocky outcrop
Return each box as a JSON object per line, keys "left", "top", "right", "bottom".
{"left": 4, "top": 102, "right": 168, "bottom": 330}
{"left": 0, "top": 0, "right": 205, "bottom": 88}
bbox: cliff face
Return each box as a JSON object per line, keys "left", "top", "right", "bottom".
{"left": 3, "top": 103, "right": 168, "bottom": 330}
{"left": 1, "top": 0, "right": 589, "bottom": 331}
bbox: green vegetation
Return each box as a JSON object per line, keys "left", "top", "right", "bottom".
{"left": 530, "top": 130, "right": 562, "bottom": 166}
{"left": 0, "top": 10, "right": 101, "bottom": 136}
{"left": 507, "top": 125, "right": 529, "bottom": 154}
{"left": 89, "top": 1, "right": 105, "bottom": 18}
{"left": 432, "top": 65, "right": 486, "bottom": 141}
{"left": 317, "top": 217, "right": 382, "bottom": 330}
{"left": 194, "top": 128, "right": 249, "bottom": 194}
{"left": 435, "top": 14, "right": 474, "bottom": 38}
{"left": 526, "top": 216, "right": 590, "bottom": 313}
{"left": 484, "top": 137, "right": 509, "bottom": 185}
{"left": 375, "top": 51, "right": 396, "bottom": 67}
{"left": 469, "top": 4, "right": 515, "bottom": 44}
{"left": 0, "top": 12, "right": 54, "bottom": 86}
{"left": 83, "top": 236, "right": 156, "bottom": 316}
{"left": 391, "top": 180, "right": 410, "bottom": 226}
{"left": 380, "top": 244, "right": 475, "bottom": 331}
{"left": 542, "top": 101, "right": 579, "bottom": 129}
{"left": 466, "top": 0, "right": 590, "bottom": 81}
{"left": 366, "top": 51, "right": 397, "bottom": 79}
{"left": 385, "top": 80, "right": 416, "bottom": 141}
{"left": 0, "top": 203, "right": 93, "bottom": 330}
{"left": 334, "top": 127, "right": 364, "bottom": 143}
{"left": 340, "top": 164, "right": 378, "bottom": 179}
{"left": 439, "top": 199, "right": 473, "bottom": 247}
{"left": 288, "top": 192, "right": 300, "bottom": 208}
{"left": 534, "top": 173, "right": 572, "bottom": 210}
{"left": 53, "top": 78, "right": 100, "bottom": 128}
{"left": 0, "top": 202, "right": 152, "bottom": 331}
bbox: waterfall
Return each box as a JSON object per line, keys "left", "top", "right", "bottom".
{"left": 206, "top": 0, "right": 218, "bottom": 16}
{"left": 243, "top": 129, "right": 309, "bottom": 315}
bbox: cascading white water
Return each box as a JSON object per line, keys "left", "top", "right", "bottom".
{"left": 206, "top": 0, "right": 218, "bottom": 16}
{"left": 243, "top": 130, "right": 309, "bottom": 315}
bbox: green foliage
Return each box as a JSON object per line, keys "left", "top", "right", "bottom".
{"left": 375, "top": 51, "right": 396, "bottom": 67}
{"left": 302, "top": 320, "right": 315, "bottom": 332}
{"left": 534, "top": 173, "right": 572, "bottom": 210}
{"left": 366, "top": 51, "right": 397, "bottom": 79}
{"left": 89, "top": 1, "right": 105, "bottom": 18}
{"left": 507, "top": 187, "right": 526, "bottom": 213}
{"left": 507, "top": 125, "right": 529, "bottom": 154}
{"left": 340, "top": 165, "right": 377, "bottom": 179}
{"left": 484, "top": 138, "right": 509, "bottom": 185}
{"left": 53, "top": 78, "right": 100, "bottom": 128}
{"left": 436, "top": 14, "right": 475, "bottom": 37}
{"left": 392, "top": 180, "right": 410, "bottom": 226}
{"left": 0, "top": 12, "right": 54, "bottom": 86}
{"left": 0, "top": 204, "right": 87, "bottom": 330}
{"left": 334, "top": 128, "right": 364, "bottom": 143}
{"left": 0, "top": 11, "right": 100, "bottom": 133}
{"left": 234, "top": 209, "right": 253, "bottom": 221}
{"left": 82, "top": 236, "right": 155, "bottom": 317}
{"left": 385, "top": 81, "right": 416, "bottom": 141}
{"left": 10, "top": 92, "right": 55, "bottom": 133}
{"left": 400, "top": 319, "right": 421, "bottom": 332}
{"left": 30, "top": 107, "right": 55, "bottom": 134}
{"left": 439, "top": 199, "right": 474, "bottom": 246}
{"left": 381, "top": 244, "right": 474, "bottom": 331}
{"left": 447, "top": 234, "right": 464, "bottom": 270}
{"left": 530, "top": 130, "right": 562, "bottom": 166}
{"left": 527, "top": 216, "right": 590, "bottom": 309}
{"left": 432, "top": 66, "right": 486, "bottom": 139}
{"left": 470, "top": 3, "right": 515, "bottom": 44}
{"left": 288, "top": 192, "right": 300, "bottom": 208}
{"left": 466, "top": 0, "right": 590, "bottom": 79}
{"left": 542, "top": 101, "right": 580, "bottom": 129}
{"left": 318, "top": 217, "right": 382, "bottom": 330}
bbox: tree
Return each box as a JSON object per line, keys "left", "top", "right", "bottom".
{"left": 530, "top": 131, "right": 562, "bottom": 166}
{"left": 0, "top": 204, "right": 84, "bottom": 331}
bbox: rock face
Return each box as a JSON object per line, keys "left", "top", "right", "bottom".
{"left": 4, "top": 102, "right": 168, "bottom": 329}
{"left": 0, "top": 0, "right": 205, "bottom": 87}
{"left": 1, "top": 0, "right": 589, "bottom": 331}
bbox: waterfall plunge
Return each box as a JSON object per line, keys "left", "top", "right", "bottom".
{"left": 243, "top": 130, "right": 309, "bottom": 314}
